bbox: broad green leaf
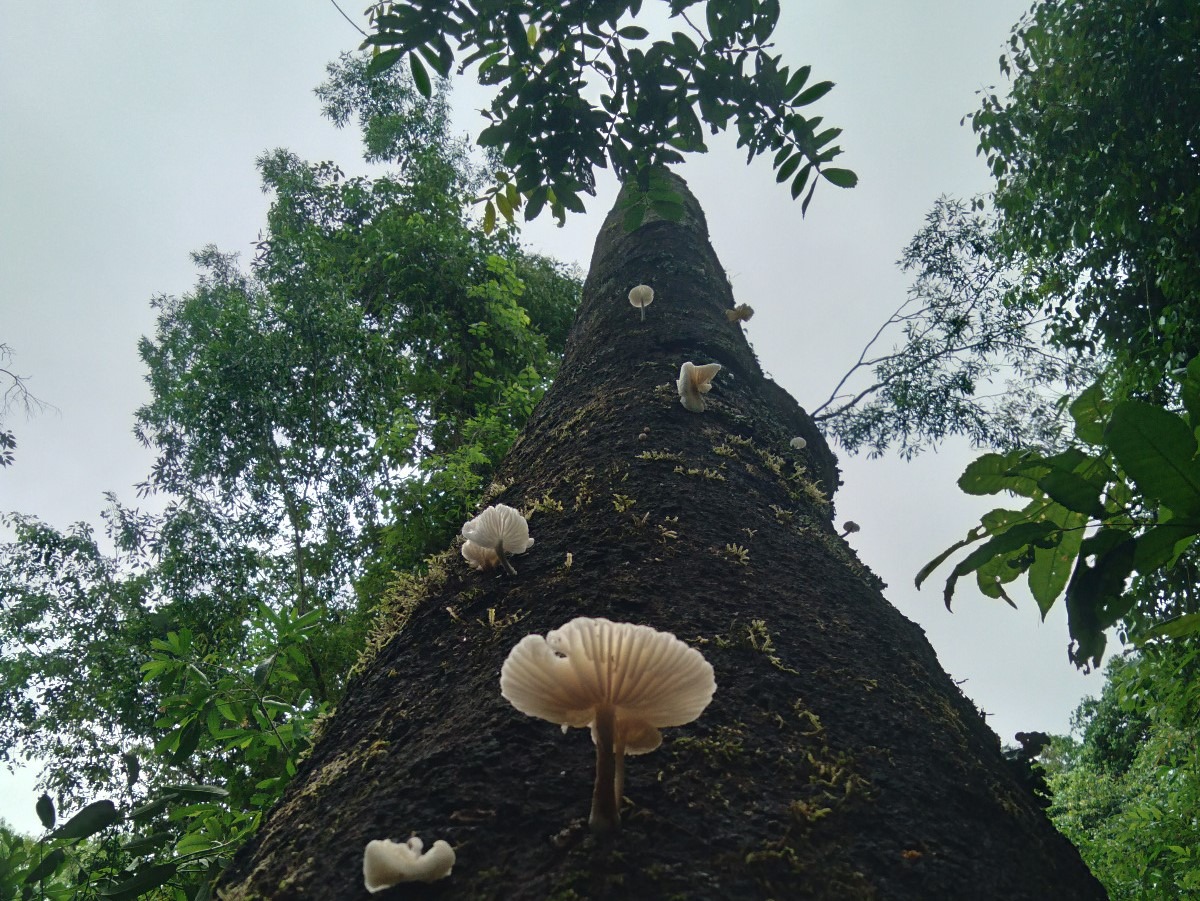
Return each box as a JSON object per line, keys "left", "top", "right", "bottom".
{"left": 775, "top": 152, "right": 802, "bottom": 183}
{"left": 22, "top": 848, "right": 66, "bottom": 885}
{"left": 958, "top": 450, "right": 1043, "bottom": 497}
{"left": 1069, "top": 381, "right": 1110, "bottom": 445}
{"left": 365, "top": 47, "right": 405, "bottom": 78}
{"left": 618, "top": 25, "right": 649, "bottom": 39}
{"left": 98, "top": 862, "right": 178, "bottom": 899}
{"left": 50, "top": 799, "right": 121, "bottom": 841}
{"left": 794, "top": 80, "right": 834, "bottom": 106}
{"left": 409, "top": 53, "right": 432, "bottom": 98}
{"left": 1105, "top": 400, "right": 1200, "bottom": 515}
{"left": 129, "top": 796, "right": 174, "bottom": 822}
{"left": 1037, "top": 468, "right": 1105, "bottom": 518}
{"left": 1028, "top": 509, "right": 1087, "bottom": 617}
{"left": 483, "top": 200, "right": 496, "bottom": 234}
{"left": 1140, "top": 612, "right": 1200, "bottom": 641}
{"left": 121, "top": 832, "right": 175, "bottom": 855}
{"left": 1132, "top": 522, "right": 1200, "bottom": 573}
{"left": 821, "top": 167, "right": 858, "bottom": 188}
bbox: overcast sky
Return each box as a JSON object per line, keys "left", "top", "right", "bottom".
{"left": 0, "top": 1, "right": 1105, "bottom": 835}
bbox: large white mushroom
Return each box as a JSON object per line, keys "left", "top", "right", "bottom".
{"left": 500, "top": 616, "right": 716, "bottom": 833}
{"left": 363, "top": 836, "right": 455, "bottom": 892}
{"left": 628, "top": 284, "right": 654, "bottom": 320}
{"left": 676, "top": 361, "right": 722, "bottom": 413}
{"left": 461, "top": 504, "right": 535, "bottom": 575}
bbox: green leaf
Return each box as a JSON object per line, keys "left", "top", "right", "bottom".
{"left": 1105, "top": 400, "right": 1200, "bottom": 515}
{"left": 164, "top": 783, "right": 230, "bottom": 801}
{"left": 1028, "top": 509, "right": 1087, "bottom": 617}
{"left": 794, "top": 80, "right": 835, "bottom": 106}
{"left": 98, "top": 862, "right": 178, "bottom": 899}
{"left": 409, "top": 53, "right": 432, "bottom": 98}
{"left": 618, "top": 25, "right": 649, "bottom": 39}
{"left": 775, "top": 152, "right": 802, "bottom": 183}
{"left": 958, "top": 450, "right": 1043, "bottom": 497}
{"left": 121, "top": 831, "right": 175, "bottom": 855}
{"left": 1139, "top": 612, "right": 1200, "bottom": 641}
{"left": 1037, "top": 468, "right": 1105, "bottom": 518}
{"left": 821, "top": 167, "right": 858, "bottom": 188}
{"left": 365, "top": 47, "right": 405, "bottom": 78}
{"left": 23, "top": 848, "right": 66, "bottom": 885}
{"left": 129, "top": 796, "right": 174, "bottom": 822}
{"left": 483, "top": 199, "right": 496, "bottom": 234}
{"left": 50, "top": 799, "right": 121, "bottom": 841}
{"left": 1132, "top": 522, "right": 1200, "bottom": 573}
{"left": 1069, "top": 382, "right": 1110, "bottom": 445}
{"left": 36, "top": 792, "right": 55, "bottom": 830}
{"left": 915, "top": 525, "right": 986, "bottom": 589}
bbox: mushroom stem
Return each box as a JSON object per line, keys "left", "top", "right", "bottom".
{"left": 639, "top": 305, "right": 645, "bottom": 321}
{"left": 589, "top": 706, "right": 619, "bottom": 833}
{"left": 494, "top": 545, "right": 518, "bottom": 576}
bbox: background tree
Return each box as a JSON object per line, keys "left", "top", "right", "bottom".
{"left": 819, "top": 0, "right": 1200, "bottom": 665}
{"left": 0, "top": 343, "right": 52, "bottom": 468}
{"left": 219, "top": 175, "right": 1103, "bottom": 900}
{"left": 1043, "top": 645, "right": 1200, "bottom": 897}
{"left": 362, "top": 0, "right": 857, "bottom": 228}
{"left": 0, "top": 54, "right": 579, "bottom": 896}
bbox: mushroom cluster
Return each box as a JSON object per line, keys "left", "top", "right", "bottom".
{"left": 461, "top": 504, "right": 535, "bottom": 575}
{"left": 501, "top": 616, "right": 716, "bottom": 833}
{"left": 676, "top": 361, "right": 722, "bottom": 413}
{"left": 363, "top": 836, "right": 455, "bottom": 892}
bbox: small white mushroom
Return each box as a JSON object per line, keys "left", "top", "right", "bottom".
{"left": 500, "top": 616, "right": 715, "bottom": 833}
{"left": 461, "top": 541, "right": 500, "bottom": 572}
{"left": 628, "top": 284, "right": 654, "bottom": 320}
{"left": 790, "top": 436, "right": 807, "bottom": 450}
{"left": 363, "top": 836, "right": 455, "bottom": 892}
{"left": 461, "top": 504, "right": 535, "bottom": 575}
{"left": 725, "top": 303, "right": 754, "bottom": 323}
{"left": 676, "top": 361, "right": 722, "bottom": 413}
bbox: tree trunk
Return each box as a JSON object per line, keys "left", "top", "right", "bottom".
{"left": 219, "top": 176, "right": 1104, "bottom": 900}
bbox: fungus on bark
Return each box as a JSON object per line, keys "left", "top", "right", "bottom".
{"left": 363, "top": 836, "right": 455, "bottom": 891}
{"left": 725, "top": 303, "right": 754, "bottom": 323}
{"left": 676, "top": 361, "right": 722, "bottom": 413}
{"left": 500, "top": 616, "right": 716, "bottom": 834}
{"left": 628, "top": 284, "right": 654, "bottom": 320}
{"left": 461, "top": 503, "right": 535, "bottom": 575}
{"left": 790, "top": 436, "right": 808, "bottom": 450}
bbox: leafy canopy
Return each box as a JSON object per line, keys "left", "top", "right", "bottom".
{"left": 911, "top": 0, "right": 1200, "bottom": 666}
{"left": 362, "top": 0, "right": 856, "bottom": 230}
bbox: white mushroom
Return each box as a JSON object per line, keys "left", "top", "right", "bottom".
{"left": 500, "top": 616, "right": 716, "bottom": 833}
{"left": 725, "top": 303, "right": 754, "bottom": 323}
{"left": 628, "top": 284, "right": 654, "bottom": 320}
{"left": 676, "top": 361, "right": 722, "bottom": 413}
{"left": 790, "top": 436, "right": 807, "bottom": 450}
{"left": 461, "top": 504, "right": 535, "bottom": 575}
{"left": 461, "top": 540, "right": 501, "bottom": 572}
{"left": 363, "top": 836, "right": 455, "bottom": 892}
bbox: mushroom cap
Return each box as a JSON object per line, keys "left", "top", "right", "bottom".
{"left": 461, "top": 503, "right": 535, "bottom": 554}
{"left": 363, "top": 836, "right": 455, "bottom": 891}
{"left": 500, "top": 617, "right": 715, "bottom": 753}
{"left": 461, "top": 540, "right": 501, "bottom": 571}
{"left": 676, "top": 361, "right": 722, "bottom": 412}
{"left": 628, "top": 284, "right": 654, "bottom": 308}
{"left": 790, "top": 436, "right": 808, "bottom": 450}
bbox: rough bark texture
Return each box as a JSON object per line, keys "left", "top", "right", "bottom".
{"left": 219, "top": 177, "right": 1105, "bottom": 900}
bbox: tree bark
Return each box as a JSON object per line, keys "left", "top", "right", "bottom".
{"left": 219, "top": 176, "right": 1105, "bottom": 900}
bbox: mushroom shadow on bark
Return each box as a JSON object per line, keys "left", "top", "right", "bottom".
{"left": 218, "top": 173, "right": 1106, "bottom": 900}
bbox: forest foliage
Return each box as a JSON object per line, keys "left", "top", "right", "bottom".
{"left": 0, "top": 54, "right": 579, "bottom": 899}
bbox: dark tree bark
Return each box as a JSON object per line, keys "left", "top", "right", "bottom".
{"left": 220, "top": 177, "right": 1104, "bottom": 900}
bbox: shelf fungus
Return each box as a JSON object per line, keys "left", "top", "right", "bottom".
{"left": 461, "top": 503, "right": 535, "bottom": 575}
{"left": 363, "top": 836, "right": 455, "bottom": 892}
{"left": 500, "top": 616, "right": 716, "bottom": 834}
{"left": 628, "top": 284, "right": 654, "bottom": 320}
{"left": 676, "top": 361, "right": 722, "bottom": 413}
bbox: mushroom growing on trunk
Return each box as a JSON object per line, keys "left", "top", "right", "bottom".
{"left": 500, "top": 616, "right": 715, "bottom": 833}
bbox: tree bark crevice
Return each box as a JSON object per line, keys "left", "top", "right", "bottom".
{"left": 219, "top": 174, "right": 1104, "bottom": 900}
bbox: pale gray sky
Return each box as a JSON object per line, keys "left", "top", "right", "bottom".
{"left": 0, "top": 2, "right": 1103, "bottom": 835}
